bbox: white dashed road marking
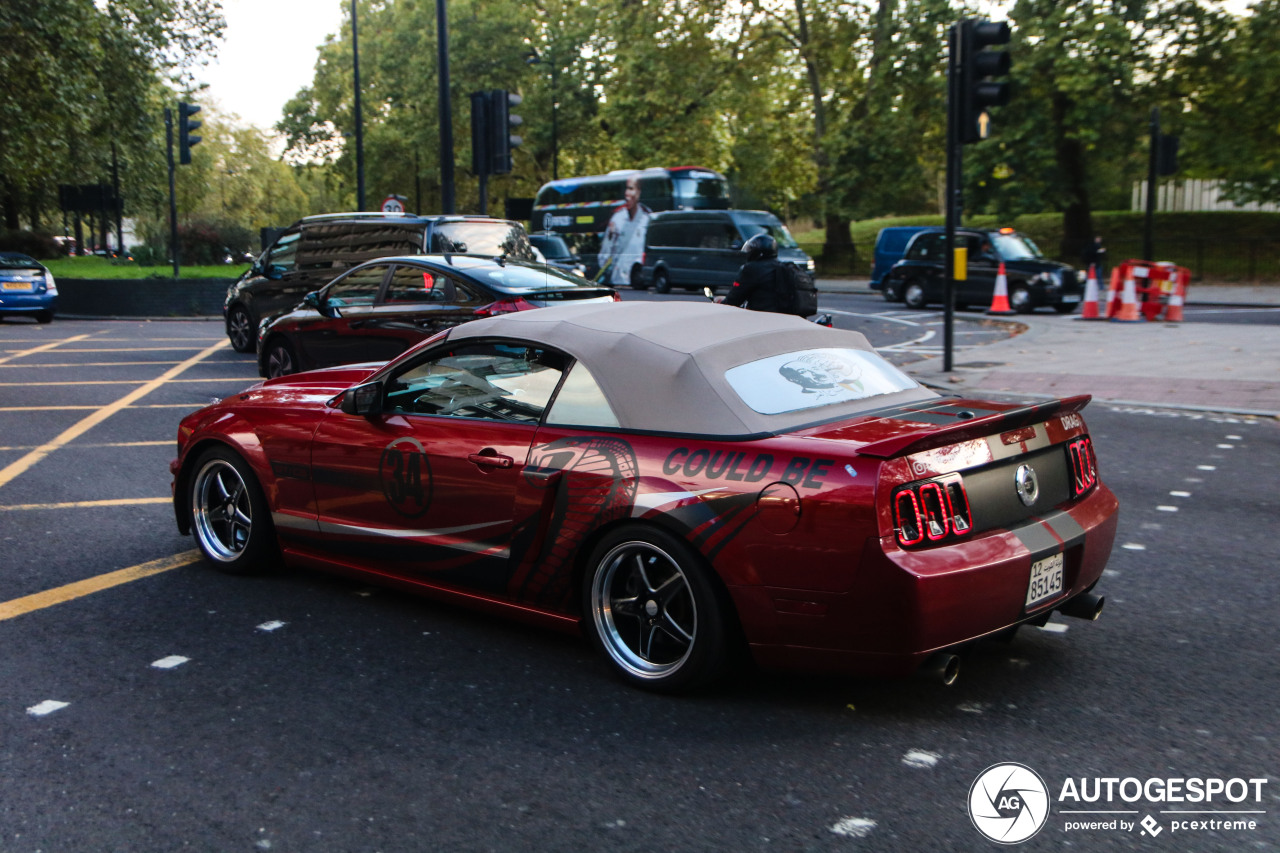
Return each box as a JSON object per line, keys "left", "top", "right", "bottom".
{"left": 151, "top": 656, "right": 190, "bottom": 669}
{"left": 27, "top": 700, "right": 70, "bottom": 717}
{"left": 831, "top": 817, "right": 877, "bottom": 838}
{"left": 903, "top": 750, "right": 940, "bottom": 768}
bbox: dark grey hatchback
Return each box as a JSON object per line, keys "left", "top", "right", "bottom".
{"left": 256, "top": 255, "right": 617, "bottom": 378}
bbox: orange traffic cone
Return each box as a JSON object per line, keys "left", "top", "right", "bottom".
{"left": 1080, "top": 264, "right": 1102, "bottom": 320}
{"left": 1111, "top": 270, "right": 1142, "bottom": 322}
{"left": 1104, "top": 267, "right": 1124, "bottom": 318}
{"left": 986, "top": 262, "right": 1015, "bottom": 315}
{"left": 1163, "top": 270, "right": 1185, "bottom": 322}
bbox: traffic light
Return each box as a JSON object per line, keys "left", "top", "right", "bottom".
{"left": 958, "top": 19, "right": 1011, "bottom": 144}
{"left": 470, "top": 91, "right": 491, "bottom": 176}
{"left": 178, "top": 101, "right": 202, "bottom": 164}
{"left": 487, "top": 89, "right": 522, "bottom": 175}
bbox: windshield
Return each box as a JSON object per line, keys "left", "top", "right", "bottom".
{"left": 465, "top": 261, "right": 597, "bottom": 293}
{"left": 430, "top": 222, "right": 536, "bottom": 260}
{"left": 0, "top": 253, "right": 40, "bottom": 269}
{"left": 738, "top": 221, "right": 799, "bottom": 249}
{"left": 992, "top": 233, "right": 1043, "bottom": 261}
{"left": 530, "top": 235, "right": 572, "bottom": 260}
{"left": 725, "top": 348, "right": 919, "bottom": 415}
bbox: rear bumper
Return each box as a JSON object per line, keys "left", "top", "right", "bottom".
{"left": 735, "top": 483, "right": 1119, "bottom": 677}
{"left": 0, "top": 293, "right": 56, "bottom": 314}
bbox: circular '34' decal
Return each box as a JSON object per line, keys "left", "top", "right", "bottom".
{"left": 379, "top": 438, "right": 433, "bottom": 517}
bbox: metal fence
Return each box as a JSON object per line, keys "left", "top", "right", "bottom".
{"left": 802, "top": 239, "right": 1280, "bottom": 282}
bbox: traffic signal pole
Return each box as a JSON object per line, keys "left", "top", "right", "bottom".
{"left": 944, "top": 24, "right": 961, "bottom": 373}
{"left": 165, "top": 108, "right": 179, "bottom": 278}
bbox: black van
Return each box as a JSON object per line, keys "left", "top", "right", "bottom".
{"left": 223, "top": 213, "right": 535, "bottom": 351}
{"left": 638, "top": 210, "right": 815, "bottom": 293}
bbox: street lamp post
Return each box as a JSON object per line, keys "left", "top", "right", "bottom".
{"left": 351, "top": 0, "right": 366, "bottom": 210}
{"left": 526, "top": 49, "right": 558, "bottom": 180}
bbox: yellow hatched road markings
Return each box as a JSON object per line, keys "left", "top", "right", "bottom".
{"left": 0, "top": 440, "right": 171, "bottom": 451}
{"left": 0, "top": 361, "right": 187, "bottom": 368}
{"left": 0, "top": 338, "right": 229, "bottom": 489}
{"left": 0, "top": 377, "right": 256, "bottom": 387}
{"left": 0, "top": 497, "right": 170, "bottom": 511}
{"left": 16, "top": 346, "right": 214, "bottom": 353}
{"left": 0, "top": 404, "right": 209, "bottom": 411}
{"left": 0, "top": 334, "right": 95, "bottom": 366}
{"left": 0, "top": 551, "right": 200, "bottom": 622}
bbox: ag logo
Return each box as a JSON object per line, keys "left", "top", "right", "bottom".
{"left": 968, "top": 763, "right": 1050, "bottom": 844}
{"left": 379, "top": 438, "right": 432, "bottom": 517}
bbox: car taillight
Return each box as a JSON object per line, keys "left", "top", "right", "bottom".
{"left": 892, "top": 472, "right": 972, "bottom": 549}
{"left": 473, "top": 296, "right": 535, "bottom": 317}
{"left": 1066, "top": 436, "right": 1098, "bottom": 497}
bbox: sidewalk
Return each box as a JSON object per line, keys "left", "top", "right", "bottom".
{"left": 819, "top": 279, "right": 1280, "bottom": 417}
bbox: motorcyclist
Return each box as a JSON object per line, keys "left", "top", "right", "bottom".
{"left": 722, "top": 233, "right": 787, "bottom": 313}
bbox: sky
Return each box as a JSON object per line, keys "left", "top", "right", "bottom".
{"left": 196, "top": 0, "right": 348, "bottom": 131}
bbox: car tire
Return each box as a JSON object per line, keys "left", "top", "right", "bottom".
{"left": 35, "top": 310, "right": 53, "bottom": 324}
{"left": 227, "top": 304, "right": 255, "bottom": 353}
{"left": 883, "top": 281, "right": 902, "bottom": 303}
{"left": 630, "top": 264, "right": 647, "bottom": 290}
{"left": 903, "top": 280, "right": 928, "bottom": 309}
{"left": 264, "top": 338, "right": 297, "bottom": 379}
{"left": 653, "top": 269, "right": 672, "bottom": 295}
{"left": 584, "top": 525, "right": 731, "bottom": 693}
{"left": 189, "top": 447, "right": 275, "bottom": 575}
{"left": 1054, "top": 302, "right": 1078, "bottom": 314}
{"left": 1010, "top": 286, "right": 1033, "bottom": 314}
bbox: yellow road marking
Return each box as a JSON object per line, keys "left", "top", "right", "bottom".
{"left": 0, "top": 551, "right": 201, "bottom": 622}
{"left": 0, "top": 404, "right": 208, "bottom": 411}
{"left": 0, "top": 338, "right": 228, "bottom": 489}
{"left": 0, "top": 497, "right": 170, "bottom": 511}
{"left": 0, "top": 441, "right": 171, "bottom": 451}
{"left": 0, "top": 361, "right": 186, "bottom": 368}
{"left": 0, "top": 377, "right": 256, "bottom": 387}
{"left": 0, "top": 334, "right": 94, "bottom": 366}
{"left": 21, "top": 347, "right": 212, "bottom": 353}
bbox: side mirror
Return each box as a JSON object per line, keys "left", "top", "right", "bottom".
{"left": 341, "top": 381, "right": 383, "bottom": 416}
{"left": 304, "top": 290, "right": 338, "bottom": 319}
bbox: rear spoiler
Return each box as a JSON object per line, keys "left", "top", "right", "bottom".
{"left": 855, "top": 395, "right": 1092, "bottom": 459}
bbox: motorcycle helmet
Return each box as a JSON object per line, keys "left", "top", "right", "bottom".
{"left": 742, "top": 233, "right": 778, "bottom": 262}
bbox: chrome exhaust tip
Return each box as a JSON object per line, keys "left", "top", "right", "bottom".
{"left": 1059, "top": 592, "right": 1105, "bottom": 621}
{"left": 918, "top": 652, "right": 961, "bottom": 686}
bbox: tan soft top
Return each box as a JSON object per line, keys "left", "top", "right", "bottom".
{"left": 446, "top": 301, "right": 937, "bottom": 436}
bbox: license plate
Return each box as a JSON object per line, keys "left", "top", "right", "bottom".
{"left": 1060, "top": 294, "right": 1081, "bottom": 303}
{"left": 2, "top": 281, "right": 32, "bottom": 291}
{"left": 1026, "top": 552, "right": 1064, "bottom": 607}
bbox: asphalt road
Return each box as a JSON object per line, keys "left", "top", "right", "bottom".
{"left": 0, "top": 315, "right": 1276, "bottom": 852}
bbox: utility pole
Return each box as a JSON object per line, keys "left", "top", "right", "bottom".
{"left": 437, "top": 0, "right": 455, "bottom": 213}
{"left": 352, "top": 0, "right": 366, "bottom": 210}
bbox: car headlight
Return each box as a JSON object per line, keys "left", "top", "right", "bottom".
{"left": 806, "top": 258, "right": 816, "bottom": 272}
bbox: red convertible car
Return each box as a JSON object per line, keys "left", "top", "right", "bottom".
{"left": 171, "top": 301, "right": 1118, "bottom": 692}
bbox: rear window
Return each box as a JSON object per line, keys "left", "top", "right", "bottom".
{"left": 465, "top": 262, "right": 593, "bottom": 293}
{"left": 431, "top": 222, "right": 535, "bottom": 260}
{"left": 725, "top": 348, "right": 919, "bottom": 415}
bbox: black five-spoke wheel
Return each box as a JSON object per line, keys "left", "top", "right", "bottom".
{"left": 585, "top": 526, "right": 728, "bottom": 692}
{"left": 227, "top": 305, "right": 255, "bottom": 353}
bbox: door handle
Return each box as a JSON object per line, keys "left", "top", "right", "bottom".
{"left": 468, "top": 451, "right": 514, "bottom": 469}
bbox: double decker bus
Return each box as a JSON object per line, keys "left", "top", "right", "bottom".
{"left": 532, "top": 166, "right": 729, "bottom": 279}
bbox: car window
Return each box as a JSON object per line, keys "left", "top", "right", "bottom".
{"left": 430, "top": 222, "right": 535, "bottom": 260}
{"left": 725, "top": 347, "right": 919, "bottom": 416}
{"left": 384, "top": 342, "right": 566, "bottom": 423}
{"left": 737, "top": 221, "right": 800, "bottom": 249}
{"left": 545, "top": 362, "right": 620, "bottom": 428}
{"left": 325, "top": 265, "right": 387, "bottom": 307}
{"left": 383, "top": 265, "right": 451, "bottom": 303}
{"left": 465, "top": 262, "right": 589, "bottom": 292}
{"left": 266, "top": 230, "right": 300, "bottom": 274}
{"left": 992, "top": 232, "right": 1042, "bottom": 260}
{"left": 905, "top": 233, "right": 943, "bottom": 261}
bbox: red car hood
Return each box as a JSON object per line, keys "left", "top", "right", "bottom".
{"left": 798, "top": 395, "right": 1092, "bottom": 458}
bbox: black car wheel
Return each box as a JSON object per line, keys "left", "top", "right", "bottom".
{"left": 630, "top": 264, "right": 647, "bottom": 290}
{"left": 883, "top": 280, "right": 902, "bottom": 302}
{"left": 903, "top": 280, "right": 928, "bottom": 309}
{"left": 653, "top": 268, "right": 672, "bottom": 295}
{"left": 189, "top": 447, "right": 274, "bottom": 574}
{"left": 264, "top": 338, "right": 297, "bottom": 379}
{"left": 35, "top": 310, "right": 53, "bottom": 324}
{"left": 1010, "top": 285, "right": 1033, "bottom": 314}
{"left": 227, "top": 305, "right": 255, "bottom": 353}
{"left": 584, "top": 525, "right": 730, "bottom": 693}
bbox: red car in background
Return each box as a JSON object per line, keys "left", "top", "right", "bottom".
{"left": 172, "top": 301, "right": 1118, "bottom": 693}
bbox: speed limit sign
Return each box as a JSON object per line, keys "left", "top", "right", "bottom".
{"left": 380, "top": 195, "right": 407, "bottom": 213}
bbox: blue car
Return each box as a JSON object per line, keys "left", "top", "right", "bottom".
{"left": 0, "top": 253, "right": 57, "bottom": 323}
{"left": 869, "top": 226, "right": 940, "bottom": 292}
